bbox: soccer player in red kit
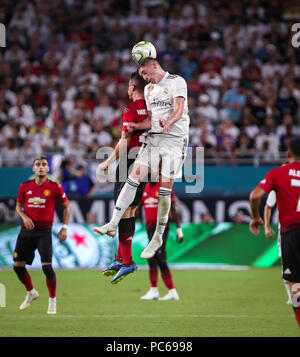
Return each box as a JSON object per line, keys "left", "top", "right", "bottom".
{"left": 249, "top": 138, "right": 300, "bottom": 328}
{"left": 137, "top": 182, "right": 184, "bottom": 300}
{"left": 94, "top": 72, "right": 148, "bottom": 284}
{"left": 14, "top": 156, "right": 71, "bottom": 314}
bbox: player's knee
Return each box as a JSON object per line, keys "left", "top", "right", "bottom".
{"left": 148, "top": 258, "right": 158, "bottom": 268}
{"left": 13, "top": 265, "right": 26, "bottom": 275}
{"left": 155, "top": 248, "right": 167, "bottom": 263}
{"left": 42, "top": 264, "right": 55, "bottom": 279}
{"left": 158, "top": 261, "right": 169, "bottom": 273}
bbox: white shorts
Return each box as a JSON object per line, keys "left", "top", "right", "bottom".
{"left": 135, "top": 133, "right": 188, "bottom": 180}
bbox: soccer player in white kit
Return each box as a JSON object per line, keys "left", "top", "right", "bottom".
{"left": 94, "top": 58, "right": 189, "bottom": 259}
{"left": 264, "top": 190, "right": 292, "bottom": 304}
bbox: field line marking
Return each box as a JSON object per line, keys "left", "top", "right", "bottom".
{"left": 3, "top": 313, "right": 292, "bottom": 319}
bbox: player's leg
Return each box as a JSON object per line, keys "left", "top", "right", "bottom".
{"left": 13, "top": 230, "right": 39, "bottom": 310}
{"left": 281, "top": 228, "right": 300, "bottom": 327}
{"left": 37, "top": 230, "right": 56, "bottom": 314}
{"left": 94, "top": 163, "right": 149, "bottom": 237}
{"left": 141, "top": 176, "right": 173, "bottom": 259}
{"left": 141, "top": 227, "right": 160, "bottom": 300}
{"left": 156, "top": 226, "right": 179, "bottom": 301}
{"left": 278, "top": 231, "right": 292, "bottom": 304}
{"left": 111, "top": 206, "right": 139, "bottom": 284}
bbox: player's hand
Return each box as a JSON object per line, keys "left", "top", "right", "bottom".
{"left": 98, "top": 161, "right": 108, "bottom": 173}
{"left": 128, "top": 122, "right": 138, "bottom": 132}
{"left": 57, "top": 228, "right": 67, "bottom": 243}
{"left": 23, "top": 217, "right": 35, "bottom": 230}
{"left": 159, "top": 119, "right": 171, "bottom": 133}
{"left": 176, "top": 227, "right": 184, "bottom": 243}
{"left": 249, "top": 217, "right": 264, "bottom": 235}
{"left": 264, "top": 226, "right": 275, "bottom": 239}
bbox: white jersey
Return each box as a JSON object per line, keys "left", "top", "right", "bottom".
{"left": 144, "top": 72, "right": 190, "bottom": 138}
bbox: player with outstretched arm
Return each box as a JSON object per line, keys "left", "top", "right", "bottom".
{"left": 14, "top": 156, "right": 71, "bottom": 314}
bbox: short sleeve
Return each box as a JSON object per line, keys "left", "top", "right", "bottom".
{"left": 257, "top": 170, "right": 276, "bottom": 194}
{"left": 122, "top": 106, "right": 136, "bottom": 132}
{"left": 56, "top": 183, "right": 68, "bottom": 203}
{"left": 172, "top": 76, "right": 187, "bottom": 99}
{"left": 17, "top": 183, "right": 25, "bottom": 205}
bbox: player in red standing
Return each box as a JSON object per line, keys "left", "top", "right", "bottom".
{"left": 136, "top": 181, "right": 184, "bottom": 300}
{"left": 14, "top": 156, "right": 71, "bottom": 314}
{"left": 249, "top": 137, "right": 300, "bottom": 328}
{"left": 94, "top": 72, "right": 148, "bottom": 284}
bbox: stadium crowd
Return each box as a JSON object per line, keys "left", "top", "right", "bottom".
{"left": 1, "top": 0, "right": 300, "bottom": 194}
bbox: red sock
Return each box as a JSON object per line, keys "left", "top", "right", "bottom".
{"left": 118, "top": 218, "right": 135, "bottom": 265}
{"left": 293, "top": 306, "right": 300, "bottom": 328}
{"left": 161, "top": 270, "right": 174, "bottom": 290}
{"left": 46, "top": 276, "right": 56, "bottom": 298}
{"left": 119, "top": 237, "right": 132, "bottom": 265}
{"left": 115, "top": 244, "right": 122, "bottom": 261}
{"left": 149, "top": 266, "right": 158, "bottom": 287}
{"left": 14, "top": 267, "right": 34, "bottom": 291}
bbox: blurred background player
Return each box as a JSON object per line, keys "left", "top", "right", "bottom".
{"left": 249, "top": 138, "right": 300, "bottom": 328}
{"left": 14, "top": 156, "right": 71, "bottom": 314}
{"left": 94, "top": 72, "right": 148, "bottom": 284}
{"left": 136, "top": 181, "right": 183, "bottom": 300}
{"left": 95, "top": 58, "right": 189, "bottom": 261}
{"left": 264, "top": 189, "right": 292, "bottom": 304}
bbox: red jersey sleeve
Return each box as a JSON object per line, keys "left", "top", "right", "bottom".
{"left": 122, "top": 106, "right": 136, "bottom": 132}
{"left": 257, "top": 170, "right": 276, "bottom": 194}
{"left": 56, "top": 183, "right": 68, "bottom": 204}
{"left": 17, "top": 183, "right": 25, "bottom": 205}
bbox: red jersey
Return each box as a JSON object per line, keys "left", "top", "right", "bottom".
{"left": 140, "top": 183, "right": 175, "bottom": 229}
{"left": 258, "top": 162, "right": 300, "bottom": 233}
{"left": 17, "top": 178, "right": 68, "bottom": 229}
{"left": 122, "top": 99, "right": 147, "bottom": 149}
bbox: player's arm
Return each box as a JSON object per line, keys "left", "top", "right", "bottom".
{"left": 128, "top": 112, "right": 152, "bottom": 132}
{"left": 57, "top": 199, "right": 71, "bottom": 243}
{"left": 263, "top": 190, "right": 276, "bottom": 239}
{"left": 170, "top": 196, "right": 184, "bottom": 243}
{"left": 249, "top": 186, "right": 266, "bottom": 235}
{"left": 98, "top": 131, "right": 132, "bottom": 171}
{"left": 160, "top": 97, "right": 184, "bottom": 134}
{"left": 16, "top": 202, "right": 35, "bottom": 230}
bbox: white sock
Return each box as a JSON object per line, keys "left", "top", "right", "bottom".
{"left": 283, "top": 279, "right": 291, "bottom": 299}
{"left": 154, "top": 187, "right": 172, "bottom": 237}
{"left": 110, "top": 176, "right": 140, "bottom": 227}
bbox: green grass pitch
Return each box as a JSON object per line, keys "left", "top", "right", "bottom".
{"left": 0, "top": 267, "right": 299, "bottom": 337}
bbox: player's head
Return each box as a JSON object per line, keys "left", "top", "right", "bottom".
{"left": 128, "top": 71, "right": 147, "bottom": 100}
{"left": 33, "top": 156, "right": 49, "bottom": 178}
{"left": 138, "top": 58, "right": 163, "bottom": 84}
{"left": 287, "top": 138, "right": 300, "bottom": 161}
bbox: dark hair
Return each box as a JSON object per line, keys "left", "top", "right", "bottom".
{"left": 288, "top": 138, "right": 300, "bottom": 158}
{"left": 130, "top": 71, "right": 147, "bottom": 92}
{"left": 33, "top": 155, "right": 48, "bottom": 164}
{"left": 139, "top": 57, "right": 158, "bottom": 67}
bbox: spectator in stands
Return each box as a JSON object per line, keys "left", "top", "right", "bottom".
{"left": 222, "top": 81, "right": 246, "bottom": 124}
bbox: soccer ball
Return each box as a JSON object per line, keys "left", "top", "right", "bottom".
{"left": 131, "top": 41, "right": 157, "bottom": 65}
